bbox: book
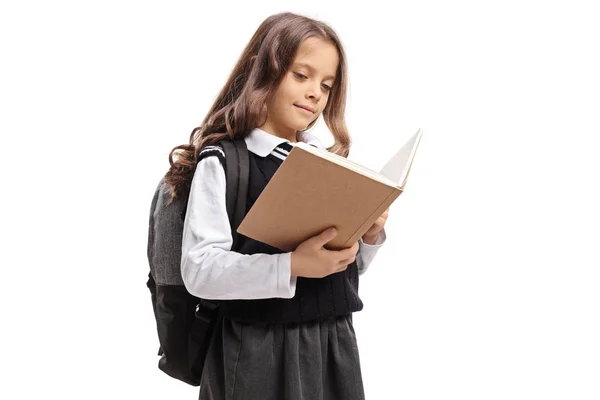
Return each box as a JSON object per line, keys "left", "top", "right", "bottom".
{"left": 236, "top": 128, "right": 424, "bottom": 252}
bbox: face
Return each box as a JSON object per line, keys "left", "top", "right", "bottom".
{"left": 260, "top": 37, "right": 339, "bottom": 141}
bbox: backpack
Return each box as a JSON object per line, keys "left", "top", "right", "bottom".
{"left": 146, "top": 139, "right": 250, "bottom": 386}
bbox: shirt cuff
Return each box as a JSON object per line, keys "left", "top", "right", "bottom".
{"left": 277, "top": 252, "right": 297, "bottom": 298}
{"left": 356, "top": 229, "right": 387, "bottom": 275}
{"left": 360, "top": 229, "right": 387, "bottom": 247}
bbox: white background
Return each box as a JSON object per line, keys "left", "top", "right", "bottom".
{"left": 1, "top": 0, "right": 599, "bottom": 399}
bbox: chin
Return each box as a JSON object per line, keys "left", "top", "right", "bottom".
{"left": 289, "top": 121, "right": 309, "bottom": 131}
{"left": 284, "top": 115, "right": 314, "bottom": 132}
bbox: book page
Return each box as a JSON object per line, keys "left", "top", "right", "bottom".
{"left": 379, "top": 128, "right": 423, "bottom": 188}
{"left": 295, "top": 142, "right": 398, "bottom": 187}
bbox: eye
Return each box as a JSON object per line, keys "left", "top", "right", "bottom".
{"left": 321, "top": 84, "right": 332, "bottom": 91}
{"left": 294, "top": 72, "right": 308, "bottom": 79}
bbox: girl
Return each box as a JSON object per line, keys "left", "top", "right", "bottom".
{"left": 165, "top": 12, "right": 388, "bottom": 400}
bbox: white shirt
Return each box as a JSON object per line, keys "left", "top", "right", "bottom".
{"left": 181, "top": 128, "right": 386, "bottom": 300}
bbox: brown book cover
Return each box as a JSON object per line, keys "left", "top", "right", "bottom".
{"left": 237, "top": 129, "right": 424, "bottom": 252}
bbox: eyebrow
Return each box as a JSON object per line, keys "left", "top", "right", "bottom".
{"left": 292, "top": 63, "right": 336, "bottom": 81}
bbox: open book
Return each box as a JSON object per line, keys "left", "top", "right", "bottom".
{"left": 237, "top": 128, "right": 424, "bottom": 251}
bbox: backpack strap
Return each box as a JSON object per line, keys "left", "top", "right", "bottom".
{"left": 220, "top": 139, "right": 250, "bottom": 251}
{"left": 190, "top": 138, "right": 249, "bottom": 375}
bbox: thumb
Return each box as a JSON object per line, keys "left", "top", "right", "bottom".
{"left": 313, "top": 227, "right": 337, "bottom": 248}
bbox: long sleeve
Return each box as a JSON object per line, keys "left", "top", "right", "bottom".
{"left": 181, "top": 156, "right": 297, "bottom": 300}
{"left": 356, "top": 229, "right": 387, "bottom": 275}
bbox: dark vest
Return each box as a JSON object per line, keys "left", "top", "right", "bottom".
{"left": 203, "top": 142, "right": 363, "bottom": 323}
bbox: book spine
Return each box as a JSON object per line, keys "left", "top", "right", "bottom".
{"left": 343, "top": 188, "right": 402, "bottom": 247}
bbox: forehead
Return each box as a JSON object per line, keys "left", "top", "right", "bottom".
{"left": 292, "top": 37, "right": 339, "bottom": 80}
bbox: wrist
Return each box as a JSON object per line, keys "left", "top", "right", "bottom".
{"left": 290, "top": 251, "right": 298, "bottom": 276}
{"left": 362, "top": 233, "right": 378, "bottom": 245}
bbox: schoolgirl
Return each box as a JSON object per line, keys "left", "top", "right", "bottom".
{"left": 164, "top": 12, "right": 388, "bottom": 400}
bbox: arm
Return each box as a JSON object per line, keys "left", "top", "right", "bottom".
{"left": 356, "top": 229, "right": 387, "bottom": 275}
{"left": 181, "top": 156, "right": 297, "bottom": 300}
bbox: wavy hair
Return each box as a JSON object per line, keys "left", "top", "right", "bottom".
{"left": 163, "top": 12, "right": 351, "bottom": 203}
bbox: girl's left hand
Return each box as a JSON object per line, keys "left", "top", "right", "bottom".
{"left": 361, "top": 208, "right": 389, "bottom": 245}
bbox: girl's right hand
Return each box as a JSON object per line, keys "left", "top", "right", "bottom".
{"left": 290, "top": 228, "right": 359, "bottom": 278}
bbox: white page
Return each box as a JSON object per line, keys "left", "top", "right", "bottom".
{"left": 295, "top": 141, "right": 398, "bottom": 186}
{"left": 379, "top": 128, "right": 424, "bottom": 188}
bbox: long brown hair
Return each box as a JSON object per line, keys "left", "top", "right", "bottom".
{"left": 163, "top": 12, "right": 351, "bottom": 203}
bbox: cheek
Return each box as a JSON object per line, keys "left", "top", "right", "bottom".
{"left": 268, "top": 91, "right": 285, "bottom": 112}
{"left": 280, "top": 86, "right": 297, "bottom": 104}
{"left": 283, "top": 76, "right": 303, "bottom": 97}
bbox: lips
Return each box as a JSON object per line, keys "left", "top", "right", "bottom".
{"left": 294, "top": 104, "right": 315, "bottom": 113}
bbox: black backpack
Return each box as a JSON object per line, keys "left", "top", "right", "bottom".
{"left": 146, "top": 139, "right": 250, "bottom": 386}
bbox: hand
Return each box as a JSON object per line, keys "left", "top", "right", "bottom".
{"left": 362, "top": 208, "right": 389, "bottom": 245}
{"left": 291, "top": 228, "right": 359, "bottom": 278}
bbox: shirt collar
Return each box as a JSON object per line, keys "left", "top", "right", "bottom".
{"left": 244, "top": 128, "right": 324, "bottom": 157}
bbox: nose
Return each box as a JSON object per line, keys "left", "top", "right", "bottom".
{"left": 306, "top": 82, "right": 321, "bottom": 103}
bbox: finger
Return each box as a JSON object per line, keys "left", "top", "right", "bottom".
{"left": 337, "top": 243, "right": 358, "bottom": 262}
{"left": 334, "top": 263, "right": 349, "bottom": 273}
{"left": 312, "top": 227, "right": 338, "bottom": 248}
{"left": 372, "top": 216, "right": 386, "bottom": 228}
{"left": 362, "top": 227, "right": 376, "bottom": 238}
{"left": 338, "top": 255, "right": 356, "bottom": 266}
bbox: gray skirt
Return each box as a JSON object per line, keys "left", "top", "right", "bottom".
{"left": 199, "top": 314, "right": 365, "bottom": 400}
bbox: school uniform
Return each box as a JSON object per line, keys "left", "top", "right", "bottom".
{"left": 181, "top": 128, "right": 386, "bottom": 400}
